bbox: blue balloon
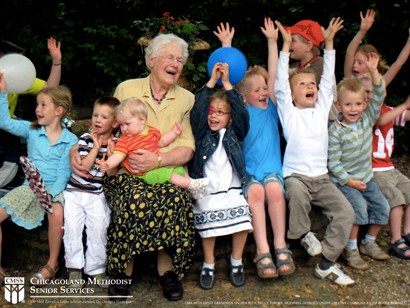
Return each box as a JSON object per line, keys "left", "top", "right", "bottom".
{"left": 207, "top": 47, "right": 248, "bottom": 86}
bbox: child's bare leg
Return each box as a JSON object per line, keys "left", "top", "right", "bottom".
{"left": 367, "top": 224, "right": 384, "bottom": 238}
{"left": 44, "top": 202, "right": 64, "bottom": 274}
{"left": 247, "top": 184, "right": 269, "bottom": 254}
{"left": 265, "top": 181, "right": 290, "bottom": 272}
{"left": 389, "top": 206, "right": 404, "bottom": 242}
{"left": 170, "top": 172, "right": 191, "bottom": 190}
{"left": 247, "top": 184, "right": 276, "bottom": 276}
{"left": 266, "top": 182, "right": 287, "bottom": 249}
{"left": 349, "top": 224, "right": 360, "bottom": 240}
{"left": 403, "top": 204, "right": 410, "bottom": 235}
{"left": 202, "top": 237, "right": 216, "bottom": 264}
{"left": 232, "top": 230, "right": 248, "bottom": 260}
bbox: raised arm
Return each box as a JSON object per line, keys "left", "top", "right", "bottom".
{"left": 376, "top": 95, "right": 410, "bottom": 126}
{"left": 158, "top": 122, "right": 182, "bottom": 148}
{"left": 276, "top": 20, "right": 292, "bottom": 53}
{"left": 44, "top": 37, "right": 62, "bottom": 87}
{"left": 383, "top": 28, "right": 410, "bottom": 87}
{"left": 323, "top": 17, "right": 344, "bottom": 51}
{"left": 366, "top": 52, "right": 382, "bottom": 86}
{"left": 261, "top": 17, "right": 279, "bottom": 103}
{"left": 80, "top": 133, "right": 104, "bottom": 171}
{"left": 344, "top": 9, "right": 376, "bottom": 78}
{"left": 213, "top": 22, "right": 235, "bottom": 47}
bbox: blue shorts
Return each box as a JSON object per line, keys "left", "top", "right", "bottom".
{"left": 243, "top": 172, "right": 285, "bottom": 199}
{"left": 336, "top": 179, "right": 390, "bottom": 225}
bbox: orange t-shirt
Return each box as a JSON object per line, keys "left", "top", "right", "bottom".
{"left": 114, "top": 125, "right": 161, "bottom": 174}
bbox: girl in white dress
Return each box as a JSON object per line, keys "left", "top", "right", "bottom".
{"left": 189, "top": 62, "right": 253, "bottom": 290}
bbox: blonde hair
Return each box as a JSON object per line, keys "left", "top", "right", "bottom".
{"left": 337, "top": 77, "right": 366, "bottom": 102}
{"left": 356, "top": 44, "right": 389, "bottom": 75}
{"left": 288, "top": 67, "right": 316, "bottom": 90}
{"left": 236, "top": 67, "right": 267, "bottom": 93}
{"left": 357, "top": 72, "right": 372, "bottom": 83}
{"left": 115, "top": 97, "right": 147, "bottom": 119}
{"left": 30, "top": 85, "right": 72, "bottom": 129}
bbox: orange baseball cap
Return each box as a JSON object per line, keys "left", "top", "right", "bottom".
{"left": 286, "top": 20, "right": 324, "bottom": 48}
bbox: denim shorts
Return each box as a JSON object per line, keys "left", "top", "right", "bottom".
{"left": 336, "top": 179, "right": 390, "bottom": 225}
{"left": 243, "top": 172, "right": 285, "bottom": 199}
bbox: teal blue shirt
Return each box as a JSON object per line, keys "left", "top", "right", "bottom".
{"left": 0, "top": 92, "right": 77, "bottom": 197}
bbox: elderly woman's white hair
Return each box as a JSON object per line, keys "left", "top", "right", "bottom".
{"left": 144, "top": 33, "right": 189, "bottom": 70}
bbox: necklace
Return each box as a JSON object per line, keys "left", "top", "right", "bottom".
{"left": 150, "top": 86, "right": 168, "bottom": 104}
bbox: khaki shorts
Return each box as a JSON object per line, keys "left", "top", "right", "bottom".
{"left": 373, "top": 169, "right": 410, "bottom": 209}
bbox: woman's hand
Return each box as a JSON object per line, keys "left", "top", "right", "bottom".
{"left": 69, "top": 145, "right": 90, "bottom": 178}
{"left": 128, "top": 149, "right": 158, "bottom": 174}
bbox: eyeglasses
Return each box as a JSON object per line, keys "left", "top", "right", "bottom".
{"left": 158, "top": 55, "right": 185, "bottom": 65}
{"left": 208, "top": 106, "right": 231, "bottom": 116}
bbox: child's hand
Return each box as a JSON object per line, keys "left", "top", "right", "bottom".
{"left": 359, "top": 9, "right": 376, "bottom": 33}
{"left": 275, "top": 20, "right": 291, "bottom": 49}
{"left": 99, "top": 162, "right": 109, "bottom": 172}
{"left": 0, "top": 73, "right": 6, "bottom": 92}
{"left": 172, "top": 122, "right": 183, "bottom": 135}
{"left": 261, "top": 17, "right": 278, "bottom": 42}
{"left": 48, "top": 37, "right": 62, "bottom": 64}
{"left": 364, "top": 51, "right": 380, "bottom": 72}
{"left": 91, "top": 132, "right": 104, "bottom": 150}
{"left": 207, "top": 62, "right": 223, "bottom": 88}
{"left": 323, "top": 17, "right": 344, "bottom": 43}
{"left": 347, "top": 179, "right": 367, "bottom": 191}
{"left": 219, "top": 63, "right": 233, "bottom": 90}
{"left": 107, "top": 139, "right": 115, "bottom": 157}
{"left": 214, "top": 22, "right": 235, "bottom": 47}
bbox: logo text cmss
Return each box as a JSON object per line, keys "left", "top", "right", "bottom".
{"left": 5, "top": 277, "right": 25, "bottom": 304}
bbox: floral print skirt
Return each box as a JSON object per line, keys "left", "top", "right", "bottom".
{"left": 103, "top": 173, "right": 196, "bottom": 279}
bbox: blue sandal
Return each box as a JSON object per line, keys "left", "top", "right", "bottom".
{"left": 388, "top": 239, "right": 410, "bottom": 260}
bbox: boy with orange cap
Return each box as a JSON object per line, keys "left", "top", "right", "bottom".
{"left": 286, "top": 20, "right": 338, "bottom": 120}
{"left": 286, "top": 20, "right": 325, "bottom": 83}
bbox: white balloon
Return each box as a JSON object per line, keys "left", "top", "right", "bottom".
{"left": 0, "top": 54, "right": 36, "bottom": 94}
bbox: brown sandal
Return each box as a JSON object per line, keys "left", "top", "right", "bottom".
{"left": 31, "top": 264, "right": 59, "bottom": 287}
{"left": 253, "top": 253, "right": 278, "bottom": 279}
{"left": 275, "top": 248, "right": 296, "bottom": 276}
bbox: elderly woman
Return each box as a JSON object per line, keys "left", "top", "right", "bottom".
{"left": 70, "top": 33, "right": 195, "bottom": 301}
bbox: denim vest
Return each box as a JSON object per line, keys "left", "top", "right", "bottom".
{"left": 188, "top": 86, "right": 252, "bottom": 187}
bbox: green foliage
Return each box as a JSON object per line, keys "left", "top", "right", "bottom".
{"left": 1, "top": 0, "right": 409, "bottom": 153}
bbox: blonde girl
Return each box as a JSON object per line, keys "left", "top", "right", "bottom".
{"left": 0, "top": 74, "right": 77, "bottom": 286}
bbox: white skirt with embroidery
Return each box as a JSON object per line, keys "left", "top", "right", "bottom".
{"left": 194, "top": 129, "right": 253, "bottom": 238}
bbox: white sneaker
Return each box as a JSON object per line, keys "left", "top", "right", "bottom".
{"left": 314, "top": 263, "right": 355, "bottom": 286}
{"left": 301, "top": 232, "right": 322, "bottom": 256}
{"left": 0, "top": 162, "right": 18, "bottom": 188}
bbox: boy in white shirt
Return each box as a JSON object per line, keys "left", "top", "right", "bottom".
{"left": 275, "top": 17, "right": 355, "bottom": 286}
